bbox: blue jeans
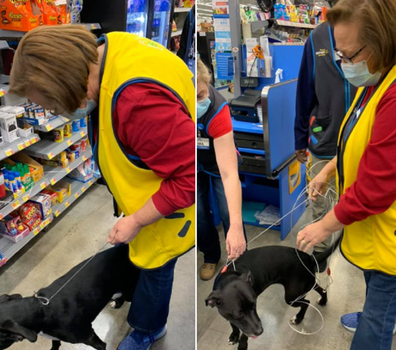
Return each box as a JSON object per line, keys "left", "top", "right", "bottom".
{"left": 127, "top": 258, "right": 177, "bottom": 333}
{"left": 198, "top": 171, "right": 245, "bottom": 264}
{"left": 351, "top": 271, "right": 396, "bottom": 350}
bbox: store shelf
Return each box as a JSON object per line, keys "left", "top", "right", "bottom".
{"left": 174, "top": 7, "right": 191, "bottom": 13}
{"left": 0, "top": 23, "right": 101, "bottom": 39}
{"left": 171, "top": 29, "right": 183, "bottom": 37}
{"left": 0, "top": 215, "right": 53, "bottom": 263}
{"left": 0, "top": 134, "right": 40, "bottom": 162}
{"left": 44, "top": 148, "right": 92, "bottom": 186}
{"left": 0, "top": 148, "right": 92, "bottom": 220}
{"left": 275, "top": 20, "right": 317, "bottom": 29}
{"left": 25, "top": 128, "right": 87, "bottom": 160}
{"left": 53, "top": 177, "right": 97, "bottom": 218}
{"left": 33, "top": 116, "right": 69, "bottom": 132}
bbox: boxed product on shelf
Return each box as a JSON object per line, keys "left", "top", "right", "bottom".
{"left": 29, "top": 193, "right": 52, "bottom": 218}
{"left": 39, "top": 151, "right": 69, "bottom": 168}
{"left": 19, "top": 202, "right": 42, "bottom": 231}
{"left": 0, "top": 113, "right": 19, "bottom": 143}
{"left": 0, "top": 214, "right": 30, "bottom": 243}
{"left": 0, "top": 106, "right": 26, "bottom": 119}
{"left": 0, "top": 0, "right": 42, "bottom": 32}
{"left": 20, "top": 103, "right": 53, "bottom": 126}
{"left": 67, "top": 159, "right": 93, "bottom": 183}
{"left": 41, "top": 189, "right": 58, "bottom": 207}
{"left": 49, "top": 180, "right": 71, "bottom": 203}
{"left": 10, "top": 152, "right": 44, "bottom": 183}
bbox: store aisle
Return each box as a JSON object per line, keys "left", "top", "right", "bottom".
{"left": 197, "top": 207, "right": 396, "bottom": 350}
{"left": 0, "top": 185, "right": 195, "bottom": 350}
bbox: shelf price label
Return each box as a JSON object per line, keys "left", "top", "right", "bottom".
{"left": 66, "top": 167, "right": 71, "bottom": 174}
{"left": 40, "top": 182, "right": 48, "bottom": 190}
{"left": 5, "top": 149, "right": 14, "bottom": 157}
{"left": 50, "top": 178, "right": 56, "bottom": 185}
{"left": 67, "top": 140, "right": 73, "bottom": 146}
{"left": 25, "top": 140, "right": 31, "bottom": 147}
{"left": 46, "top": 124, "right": 53, "bottom": 131}
{"left": 81, "top": 186, "right": 86, "bottom": 193}
{"left": 23, "top": 195, "right": 30, "bottom": 202}
{"left": 12, "top": 200, "right": 20, "bottom": 209}
{"left": 55, "top": 210, "right": 60, "bottom": 217}
{"left": 0, "top": 214, "right": 4, "bottom": 220}
{"left": 82, "top": 155, "right": 87, "bottom": 162}
{"left": 48, "top": 153, "right": 55, "bottom": 159}
{"left": 33, "top": 228, "right": 39, "bottom": 236}
{"left": 88, "top": 180, "right": 93, "bottom": 186}
{"left": 65, "top": 201, "right": 70, "bottom": 208}
{"left": 74, "top": 192, "right": 80, "bottom": 199}
{"left": 33, "top": 137, "right": 39, "bottom": 144}
{"left": 80, "top": 131, "right": 86, "bottom": 137}
{"left": 17, "top": 143, "right": 25, "bottom": 151}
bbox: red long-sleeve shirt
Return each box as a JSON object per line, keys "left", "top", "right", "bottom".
{"left": 334, "top": 83, "right": 396, "bottom": 225}
{"left": 113, "top": 83, "right": 195, "bottom": 216}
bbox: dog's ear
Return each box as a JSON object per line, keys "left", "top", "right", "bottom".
{"left": 205, "top": 290, "right": 222, "bottom": 308}
{"left": 1, "top": 320, "right": 37, "bottom": 343}
{"left": 241, "top": 271, "right": 254, "bottom": 287}
{"left": 0, "top": 294, "right": 22, "bottom": 303}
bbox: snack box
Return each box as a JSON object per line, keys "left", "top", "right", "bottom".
{"left": 30, "top": 193, "right": 52, "bottom": 219}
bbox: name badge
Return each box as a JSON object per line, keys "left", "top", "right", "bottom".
{"left": 197, "top": 137, "right": 210, "bottom": 150}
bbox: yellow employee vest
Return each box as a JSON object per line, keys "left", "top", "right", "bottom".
{"left": 98, "top": 32, "right": 195, "bottom": 269}
{"left": 336, "top": 65, "right": 396, "bottom": 275}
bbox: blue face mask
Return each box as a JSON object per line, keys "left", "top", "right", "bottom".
{"left": 341, "top": 55, "right": 382, "bottom": 87}
{"left": 62, "top": 99, "right": 98, "bottom": 120}
{"left": 197, "top": 97, "right": 211, "bottom": 119}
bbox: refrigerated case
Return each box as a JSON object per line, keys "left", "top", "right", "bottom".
{"left": 82, "top": 0, "right": 175, "bottom": 49}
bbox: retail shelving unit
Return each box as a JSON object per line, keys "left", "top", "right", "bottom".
{"left": 0, "top": 116, "right": 95, "bottom": 268}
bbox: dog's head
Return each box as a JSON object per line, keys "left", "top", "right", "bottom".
{"left": 205, "top": 271, "right": 263, "bottom": 338}
{"left": 0, "top": 295, "right": 37, "bottom": 349}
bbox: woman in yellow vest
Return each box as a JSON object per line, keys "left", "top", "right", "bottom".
{"left": 10, "top": 26, "right": 195, "bottom": 350}
{"left": 296, "top": 1, "right": 396, "bottom": 349}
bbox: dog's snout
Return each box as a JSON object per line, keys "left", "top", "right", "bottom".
{"left": 256, "top": 326, "right": 264, "bottom": 336}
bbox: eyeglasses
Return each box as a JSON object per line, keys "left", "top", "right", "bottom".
{"left": 334, "top": 45, "right": 366, "bottom": 64}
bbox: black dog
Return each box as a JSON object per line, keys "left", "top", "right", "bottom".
{"left": 0, "top": 244, "right": 140, "bottom": 350}
{"left": 205, "top": 240, "right": 340, "bottom": 350}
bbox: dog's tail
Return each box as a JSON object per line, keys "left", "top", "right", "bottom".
{"left": 312, "top": 233, "right": 343, "bottom": 263}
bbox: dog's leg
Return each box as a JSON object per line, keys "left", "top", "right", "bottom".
{"left": 238, "top": 334, "right": 248, "bottom": 350}
{"left": 288, "top": 299, "right": 310, "bottom": 325}
{"left": 50, "top": 340, "right": 61, "bottom": 350}
{"left": 84, "top": 330, "right": 106, "bottom": 350}
{"left": 228, "top": 323, "right": 240, "bottom": 345}
{"left": 314, "top": 285, "right": 327, "bottom": 306}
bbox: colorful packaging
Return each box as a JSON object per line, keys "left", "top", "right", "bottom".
{"left": 30, "top": 193, "right": 52, "bottom": 218}
{"left": 72, "top": 119, "right": 80, "bottom": 132}
{"left": 53, "top": 126, "right": 64, "bottom": 143}
{"left": 64, "top": 122, "right": 72, "bottom": 138}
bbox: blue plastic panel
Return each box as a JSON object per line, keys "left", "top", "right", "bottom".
{"left": 232, "top": 118, "right": 263, "bottom": 135}
{"left": 266, "top": 79, "right": 298, "bottom": 173}
{"left": 127, "top": 0, "right": 149, "bottom": 37}
{"left": 242, "top": 44, "right": 304, "bottom": 91}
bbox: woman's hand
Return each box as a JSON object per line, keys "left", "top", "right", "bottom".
{"left": 309, "top": 171, "right": 330, "bottom": 202}
{"left": 226, "top": 226, "right": 246, "bottom": 261}
{"left": 107, "top": 215, "right": 143, "bottom": 245}
{"left": 296, "top": 221, "right": 332, "bottom": 253}
{"left": 296, "top": 209, "right": 345, "bottom": 253}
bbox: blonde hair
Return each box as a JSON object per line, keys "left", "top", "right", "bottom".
{"left": 197, "top": 58, "right": 212, "bottom": 86}
{"left": 327, "top": 0, "right": 396, "bottom": 71}
{"left": 10, "top": 25, "right": 98, "bottom": 114}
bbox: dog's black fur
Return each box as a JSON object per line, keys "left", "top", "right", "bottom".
{"left": 0, "top": 244, "right": 140, "bottom": 350}
{"left": 206, "top": 238, "right": 341, "bottom": 350}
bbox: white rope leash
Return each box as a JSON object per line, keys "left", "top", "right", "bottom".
{"left": 34, "top": 241, "right": 110, "bottom": 306}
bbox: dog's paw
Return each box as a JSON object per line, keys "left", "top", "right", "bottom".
{"left": 228, "top": 333, "right": 239, "bottom": 345}
{"left": 316, "top": 297, "right": 327, "bottom": 307}
{"left": 290, "top": 316, "right": 302, "bottom": 325}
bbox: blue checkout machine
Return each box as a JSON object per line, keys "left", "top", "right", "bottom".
{"left": 230, "top": 44, "right": 306, "bottom": 240}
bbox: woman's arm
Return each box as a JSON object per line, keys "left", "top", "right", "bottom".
{"left": 214, "top": 132, "right": 246, "bottom": 261}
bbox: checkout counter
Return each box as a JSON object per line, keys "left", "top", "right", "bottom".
{"left": 228, "top": 44, "right": 306, "bottom": 239}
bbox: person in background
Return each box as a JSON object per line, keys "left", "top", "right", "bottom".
{"left": 294, "top": 0, "right": 357, "bottom": 272}
{"left": 177, "top": 5, "right": 195, "bottom": 77}
{"left": 10, "top": 26, "right": 195, "bottom": 350}
{"left": 197, "top": 58, "right": 246, "bottom": 281}
{"left": 297, "top": 0, "right": 396, "bottom": 347}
